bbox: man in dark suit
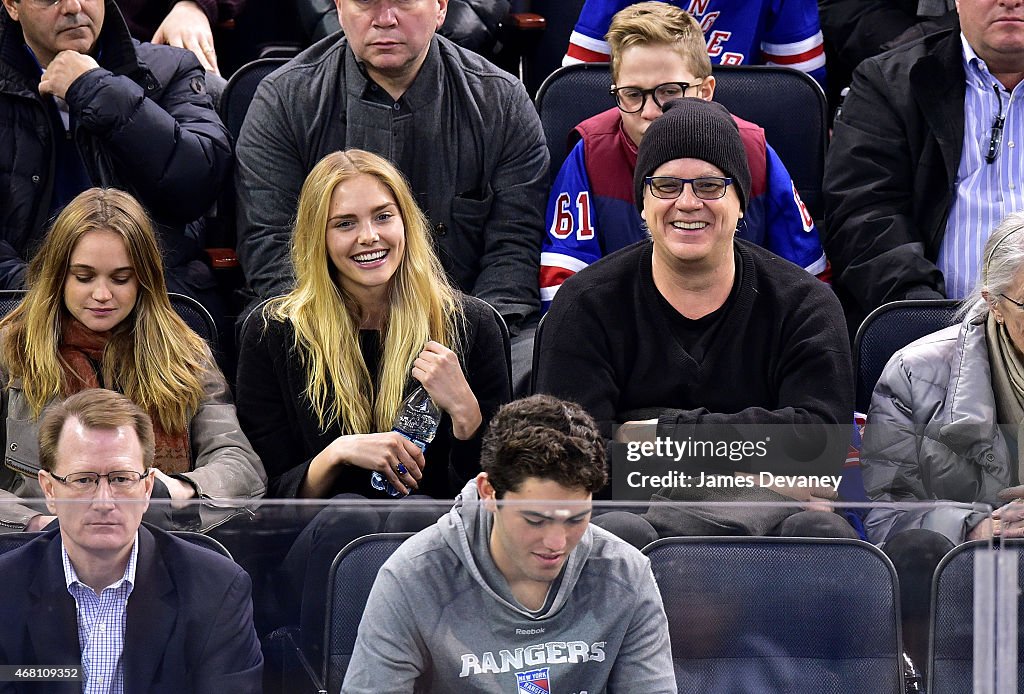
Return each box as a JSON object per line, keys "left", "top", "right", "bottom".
{"left": 0, "top": 389, "right": 262, "bottom": 694}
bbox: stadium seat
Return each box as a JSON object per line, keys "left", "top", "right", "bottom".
{"left": 0, "top": 289, "right": 21, "bottom": 320}
{"left": 480, "top": 299, "right": 513, "bottom": 396}
{"left": 220, "top": 57, "right": 288, "bottom": 144}
{"left": 324, "top": 532, "right": 413, "bottom": 692}
{"left": 529, "top": 311, "right": 548, "bottom": 394}
{"left": 929, "top": 539, "right": 1021, "bottom": 693}
{"left": 535, "top": 63, "right": 829, "bottom": 220}
{"left": 207, "top": 57, "right": 289, "bottom": 265}
{"left": 852, "top": 299, "right": 961, "bottom": 413}
{"left": 644, "top": 536, "right": 905, "bottom": 693}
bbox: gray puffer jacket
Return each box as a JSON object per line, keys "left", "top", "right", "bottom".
{"left": 862, "top": 312, "right": 1009, "bottom": 545}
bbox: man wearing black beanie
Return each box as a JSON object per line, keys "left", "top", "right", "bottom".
{"left": 535, "top": 97, "right": 857, "bottom": 543}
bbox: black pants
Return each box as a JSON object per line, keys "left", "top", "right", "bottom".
{"left": 881, "top": 528, "right": 955, "bottom": 681}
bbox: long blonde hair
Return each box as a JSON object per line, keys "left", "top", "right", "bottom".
{"left": 266, "top": 150, "right": 461, "bottom": 434}
{"left": 0, "top": 188, "right": 208, "bottom": 433}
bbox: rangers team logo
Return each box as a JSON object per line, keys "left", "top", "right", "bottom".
{"left": 516, "top": 667, "right": 551, "bottom": 694}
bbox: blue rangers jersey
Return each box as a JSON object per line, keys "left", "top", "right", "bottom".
{"left": 540, "top": 108, "right": 826, "bottom": 311}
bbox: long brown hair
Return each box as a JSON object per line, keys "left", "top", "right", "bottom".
{"left": 0, "top": 188, "right": 208, "bottom": 433}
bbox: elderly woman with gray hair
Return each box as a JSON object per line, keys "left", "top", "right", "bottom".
{"left": 863, "top": 211, "right": 1024, "bottom": 544}
{"left": 861, "top": 211, "right": 1024, "bottom": 675}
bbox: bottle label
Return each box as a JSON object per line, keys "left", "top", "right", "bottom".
{"left": 394, "top": 429, "right": 428, "bottom": 452}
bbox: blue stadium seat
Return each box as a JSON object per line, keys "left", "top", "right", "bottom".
{"left": 853, "top": 299, "right": 961, "bottom": 413}
{"left": 324, "top": 532, "right": 413, "bottom": 692}
{"left": 535, "top": 63, "right": 829, "bottom": 220}
{"left": 644, "top": 536, "right": 905, "bottom": 693}
{"left": 929, "top": 539, "right": 1022, "bottom": 693}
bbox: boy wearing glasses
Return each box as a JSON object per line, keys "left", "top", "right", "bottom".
{"left": 535, "top": 98, "right": 856, "bottom": 541}
{"left": 540, "top": 1, "right": 826, "bottom": 312}
{"left": 0, "top": 389, "right": 262, "bottom": 693}
{"left": 343, "top": 395, "right": 676, "bottom": 693}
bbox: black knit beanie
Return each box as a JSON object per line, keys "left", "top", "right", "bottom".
{"left": 633, "top": 97, "right": 750, "bottom": 213}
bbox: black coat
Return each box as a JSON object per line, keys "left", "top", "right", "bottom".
{"left": 823, "top": 26, "right": 963, "bottom": 319}
{"left": 235, "top": 294, "right": 512, "bottom": 498}
{"left": 818, "top": 0, "right": 957, "bottom": 70}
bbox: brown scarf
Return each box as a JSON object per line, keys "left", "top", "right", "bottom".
{"left": 986, "top": 313, "right": 1024, "bottom": 484}
{"left": 59, "top": 319, "right": 190, "bottom": 473}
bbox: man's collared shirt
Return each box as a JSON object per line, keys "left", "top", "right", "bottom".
{"left": 62, "top": 534, "right": 139, "bottom": 694}
{"left": 938, "top": 34, "right": 1024, "bottom": 299}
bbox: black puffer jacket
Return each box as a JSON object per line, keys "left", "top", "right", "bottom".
{"left": 0, "top": 0, "right": 231, "bottom": 291}
{"left": 296, "top": 0, "right": 511, "bottom": 54}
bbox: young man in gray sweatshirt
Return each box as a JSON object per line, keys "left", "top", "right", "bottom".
{"left": 343, "top": 394, "right": 676, "bottom": 693}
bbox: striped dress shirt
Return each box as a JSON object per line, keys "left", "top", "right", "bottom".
{"left": 62, "top": 535, "right": 138, "bottom": 694}
{"left": 937, "top": 35, "right": 1024, "bottom": 299}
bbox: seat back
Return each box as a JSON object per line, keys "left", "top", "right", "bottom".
{"left": 524, "top": 0, "right": 586, "bottom": 95}
{"left": 0, "top": 289, "right": 24, "bottom": 319}
{"left": 929, "top": 539, "right": 1022, "bottom": 693}
{"left": 535, "top": 63, "right": 828, "bottom": 218}
{"left": 239, "top": 295, "right": 511, "bottom": 396}
{"left": 535, "top": 62, "right": 614, "bottom": 174}
{"left": 168, "top": 292, "right": 219, "bottom": 350}
{"left": 324, "top": 532, "right": 413, "bottom": 692}
{"left": 529, "top": 311, "right": 547, "bottom": 394}
{"left": 171, "top": 530, "right": 234, "bottom": 560}
{"left": 853, "top": 299, "right": 961, "bottom": 412}
{"left": 220, "top": 57, "right": 289, "bottom": 143}
{"left": 476, "top": 297, "right": 513, "bottom": 396}
{"left": 710, "top": 65, "right": 827, "bottom": 220}
{"left": 215, "top": 57, "right": 289, "bottom": 251}
{"left": 644, "top": 537, "right": 904, "bottom": 694}
{"left": 238, "top": 295, "right": 277, "bottom": 343}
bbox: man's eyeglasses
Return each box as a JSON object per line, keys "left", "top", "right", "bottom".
{"left": 645, "top": 176, "right": 733, "bottom": 201}
{"left": 25, "top": 0, "right": 71, "bottom": 7}
{"left": 48, "top": 469, "right": 151, "bottom": 496}
{"left": 609, "top": 81, "right": 701, "bottom": 114}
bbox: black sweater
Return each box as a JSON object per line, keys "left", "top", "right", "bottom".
{"left": 235, "top": 295, "right": 511, "bottom": 498}
{"left": 535, "top": 240, "right": 853, "bottom": 479}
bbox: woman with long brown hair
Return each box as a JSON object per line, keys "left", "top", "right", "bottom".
{"left": 0, "top": 187, "right": 265, "bottom": 531}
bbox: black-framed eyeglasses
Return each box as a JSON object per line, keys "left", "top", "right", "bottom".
{"left": 609, "top": 81, "right": 701, "bottom": 113}
{"left": 1000, "top": 293, "right": 1024, "bottom": 309}
{"left": 47, "top": 469, "right": 151, "bottom": 496}
{"left": 645, "top": 176, "right": 733, "bottom": 201}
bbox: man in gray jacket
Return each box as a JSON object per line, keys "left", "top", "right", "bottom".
{"left": 342, "top": 394, "right": 676, "bottom": 693}
{"left": 235, "top": 0, "right": 548, "bottom": 389}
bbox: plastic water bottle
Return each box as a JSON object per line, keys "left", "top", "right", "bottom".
{"left": 370, "top": 385, "right": 441, "bottom": 497}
